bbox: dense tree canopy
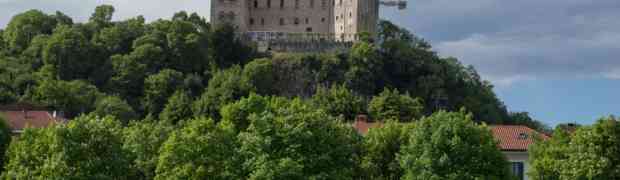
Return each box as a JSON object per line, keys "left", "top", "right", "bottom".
{"left": 361, "top": 121, "right": 415, "bottom": 179}
{"left": 1, "top": 115, "right": 131, "bottom": 179}
{"left": 368, "top": 88, "right": 424, "bottom": 122}
{"left": 155, "top": 118, "right": 239, "bottom": 180}
{"left": 399, "top": 111, "right": 511, "bottom": 180}
{"left": 529, "top": 117, "right": 620, "bottom": 179}
{"left": 238, "top": 98, "right": 361, "bottom": 179}
{"left": 0, "top": 116, "right": 10, "bottom": 173}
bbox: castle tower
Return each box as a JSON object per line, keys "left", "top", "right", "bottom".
{"left": 334, "top": 0, "right": 379, "bottom": 41}
{"left": 210, "top": 0, "right": 250, "bottom": 32}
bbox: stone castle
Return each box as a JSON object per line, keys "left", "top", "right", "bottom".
{"left": 211, "top": 0, "right": 405, "bottom": 51}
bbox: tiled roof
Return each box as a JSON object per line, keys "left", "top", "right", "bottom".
{"left": 490, "top": 125, "right": 549, "bottom": 151}
{"left": 353, "top": 120, "right": 383, "bottom": 135}
{"left": 1, "top": 111, "right": 62, "bottom": 133}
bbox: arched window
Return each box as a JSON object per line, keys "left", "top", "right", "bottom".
{"left": 250, "top": 18, "right": 255, "bottom": 25}
{"left": 254, "top": 0, "right": 258, "bottom": 8}
{"left": 280, "top": 0, "right": 285, "bottom": 8}
{"left": 267, "top": 0, "right": 271, "bottom": 8}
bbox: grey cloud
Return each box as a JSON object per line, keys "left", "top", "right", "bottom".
{"left": 381, "top": 0, "right": 620, "bottom": 85}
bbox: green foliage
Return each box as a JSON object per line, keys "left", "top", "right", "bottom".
{"left": 242, "top": 58, "right": 275, "bottom": 95}
{"left": 368, "top": 88, "right": 424, "bottom": 122}
{"left": 211, "top": 24, "right": 253, "bottom": 68}
{"left": 92, "top": 95, "right": 138, "bottom": 124}
{"left": 561, "top": 117, "right": 620, "bottom": 179}
{"left": 155, "top": 117, "right": 240, "bottom": 180}
{"left": 123, "top": 120, "right": 174, "bottom": 180}
{"left": 361, "top": 121, "right": 414, "bottom": 180}
{"left": 0, "top": 116, "right": 11, "bottom": 173}
{"left": 238, "top": 99, "right": 362, "bottom": 179}
{"left": 311, "top": 84, "right": 365, "bottom": 121}
{"left": 3, "top": 10, "right": 57, "bottom": 53}
{"left": 90, "top": 5, "right": 115, "bottom": 30}
{"left": 42, "top": 25, "right": 97, "bottom": 80}
{"left": 1, "top": 115, "right": 132, "bottom": 179}
{"left": 528, "top": 128, "right": 570, "bottom": 180}
{"left": 220, "top": 94, "right": 270, "bottom": 132}
{"left": 142, "top": 69, "right": 184, "bottom": 115}
{"left": 32, "top": 79, "right": 102, "bottom": 117}
{"left": 193, "top": 66, "right": 251, "bottom": 119}
{"left": 399, "top": 111, "right": 511, "bottom": 180}
{"left": 159, "top": 90, "right": 193, "bottom": 124}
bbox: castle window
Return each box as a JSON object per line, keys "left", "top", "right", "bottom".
{"left": 267, "top": 0, "right": 271, "bottom": 8}
{"left": 294, "top": 18, "right": 300, "bottom": 25}
{"left": 322, "top": 0, "right": 327, "bottom": 8}
{"left": 295, "top": 0, "right": 300, "bottom": 9}
{"left": 306, "top": 27, "right": 313, "bottom": 32}
{"left": 305, "top": 18, "right": 309, "bottom": 24}
{"left": 261, "top": 18, "right": 265, "bottom": 25}
{"left": 280, "top": 0, "right": 285, "bottom": 8}
{"left": 280, "top": 18, "right": 285, "bottom": 25}
{"left": 250, "top": 18, "right": 255, "bottom": 25}
{"left": 310, "top": 0, "right": 315, "bottom": 8}
{"left": 321, "top": 17, "right": 326, "bottom": 22}
{"left": 254, "top": 0, "right": 258, "bottom": 8}
{"left": 339, "top": 0, "right": 342, "bottom": 6}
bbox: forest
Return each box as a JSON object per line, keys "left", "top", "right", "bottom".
{"left": 0, "top": 5, "right": 618, "bottom": 180}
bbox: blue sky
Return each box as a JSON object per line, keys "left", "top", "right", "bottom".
{"left": 1, "top": 0, "right": 618, "bottom": 126}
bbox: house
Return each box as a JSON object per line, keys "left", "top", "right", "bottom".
{"left": 352, "top": 116, "right": 547, "bottom": 180}
{"left": 0, "top": 110, "right": 67, "bottom": 134}
{"left": 490, "top": 125, "right": 548, "bottom": 180}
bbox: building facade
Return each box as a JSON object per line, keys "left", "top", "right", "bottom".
{"left": 211, "top": 0, "right": 379, "bottom": 42}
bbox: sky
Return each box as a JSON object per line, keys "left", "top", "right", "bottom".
{"left": 1, "top": 0, "right": 618, "bottom": 126}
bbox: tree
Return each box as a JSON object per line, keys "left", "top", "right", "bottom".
{"left": 193, "top": 66, "right": 251, "bottom": 119}
{"left": 368, "top": 88, "right": 424, "bottom": 122}
{"left": 41, "top": 25, "right": 96, "bottom": 80}
{"left": 159, "top": 90, "right": 193, "bottom": 124}
{"left": 123, "top": 120, "right": 174, "bottom": 180}
{"left": 155, "top": 117, "right": 240, "bottom": 179}
{"left": 210, "top": 24, "right": 253, "bottom": 68}
{"left": 311, "top": 84, "right": 365, "bottom": 121}
{"left": 238, "top": 99, "right": 361, "bottom": 179}
{"left": 3, "top": 10, "right": 57, "bottom": 53}
{"left": 142, "top": 69, "right": 184, "bottom": 115}
{"left": 90, "top": 5, "right": 115, "bottom": 30}
{"left": 361, "top": 121, "right": 414, "bottom": 179}
{"left": 1, "top": 115, "right": 132, "bottom": 179}
{"left": 528, "top": 127, "right": 571, "bottom": 180}
{"left": 399, "top": 111, "right": 511, "bottom": 180}
{"left": 92, "top": 95, "right": 138, "bottom": 124}
{"left": 242, "top": 58, "right": 275, "bottom": 95}
{"left": 560, "top": 117, "right": 620, "bottom": 179}
{"left": 219, "top": 94, "right": 281, "bottom": 132}
{"left": 0, "top": 116, "right": 11, "bottom": 173}
{"left": 31, "top": 79, "right": 102, "bottom": 117}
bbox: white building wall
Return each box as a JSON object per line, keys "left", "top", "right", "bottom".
{"left": 503, "top": 151, "right": 530, "bottom": 180}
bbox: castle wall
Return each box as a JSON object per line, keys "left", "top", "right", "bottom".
{"left": 212, "top": 0, "right": 379, "bottom": 43}
{"left": 247, "top": 0, "right": 334, "bottom": 34}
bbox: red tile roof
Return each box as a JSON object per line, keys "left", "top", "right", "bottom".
{"left": 490, "top": 125, "right": 549, "bottom": 151}
{"left": 1, "top": 111, "right": 64, "bottom": 133}
{"left": 354, "top": 120, "right": 383, "bottom": 135}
